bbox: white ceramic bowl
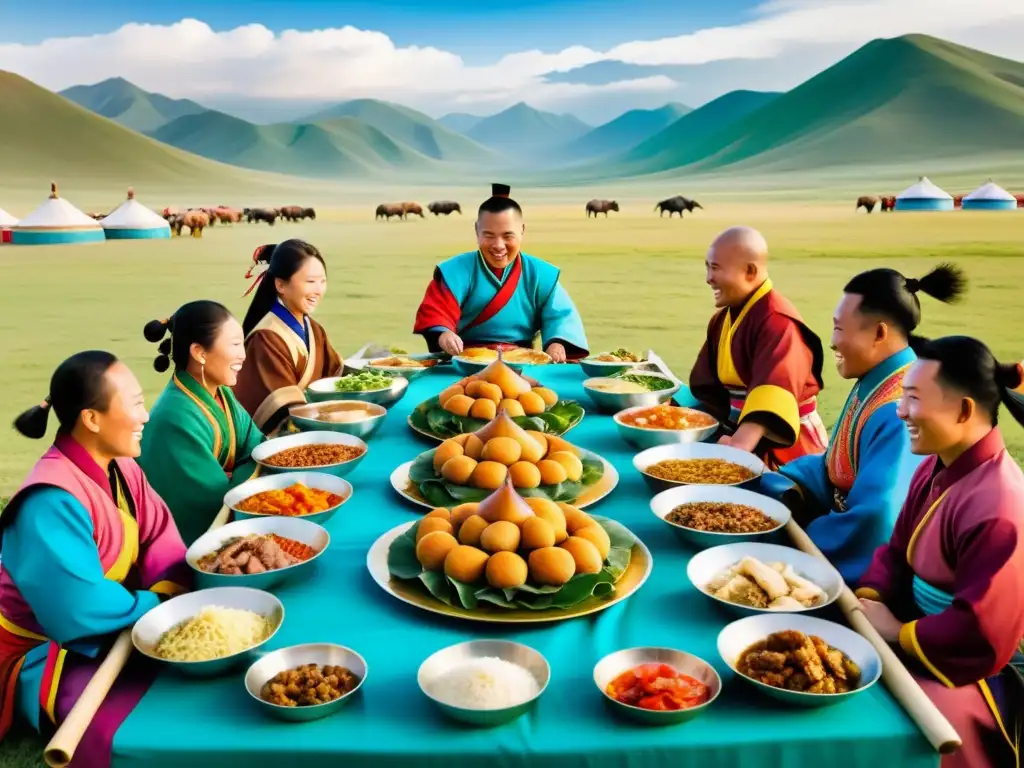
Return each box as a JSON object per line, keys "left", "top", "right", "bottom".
{"left": 650, "top": 484, "right": 790, "bottom": 549}
{"left": 244, "top": 642, "right": 367, "bottom": 722}
{"left": 582, "top": 372, "right": 680, "bottom": 415}
{"left": 417, "top": 640, "right": 550, "bottom": 727}
{"left": 224, "top": 471, "right": 352, "bottom": 526}
{"left": 717, "top": 613, "right": 881, "bottom": 707}
{"left": 252, "top": 431, "right": 368, "bottom": 478}
{"left": 593, "top": 647, "right": 721, "bottom": 725}
{"left": 186, "top": 515, "right": 329, "bottom": 591}
{"left": 306, "top": 375, "right": 409, "bottom": 408}
{"left": 578, "top": 356, "right": 649, "bottom": 377}
{"left": 633, "top": 442, "right": 766, "bottom": 494}
{"left": 613, "top": 403, "right": 719, "bottom": 449}
{"left": 686, "top": 542, "right": 842, "bottom": 615}
{"left": 132, "top": 587, "right": 284, "bottom": 677}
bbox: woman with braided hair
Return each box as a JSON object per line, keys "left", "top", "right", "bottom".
{"left": 137, "top": 300, "right": 264, "bottom": 545}
{"left": 233, "top": 240, "right": 343, "bottom": 432}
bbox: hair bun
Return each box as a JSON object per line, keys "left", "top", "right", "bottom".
{"left": 257, "top": 244, "right": 276, "bottom": 265}
{"left": 153, "top": 354, "right": 171, "bottom": 373}
{"left": 996, "top": 361, "right": 1024, "bottom": 390}
{"left": 144, "top": 317, "right": 171, "bottom": 343}
{"left": 904, "top": 278, "right": 920, "bottom": 294}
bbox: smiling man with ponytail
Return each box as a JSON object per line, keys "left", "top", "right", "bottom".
{"left": 761, "top": 263, "right": 966, "bottom": 583}
{"left": 233, "top": 240, "right": 343, "bottom": 432}
{"left": 0, "top": 352, "right": 189, "bottom": 765}
{"left": 136, "top": 300, "right": 265, "bottom": 545}
{"left": 856, "top": 335, "right": 1024, "bottom": 768}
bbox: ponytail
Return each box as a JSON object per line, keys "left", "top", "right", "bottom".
{"left": 913, "top": 336, "right": 1024, "bottom": 428}
{"left": 144, "top": 302, "right": 233, "bottom": 372}
{"left": 241, "top": 240, "right": 325, "bottom": 337}
{"left": 12, "top": 351, "right": 118, "bottom": 438}
{"left": 844, "top": 263, "right": 966, "bottom": 337}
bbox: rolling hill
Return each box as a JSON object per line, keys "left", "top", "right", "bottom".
{"left": 558, "top": 103, "right": 692, "bottom": 161}
{"left": 0, "top": 70, "right": 270, "bottom": 190}
{"left": 439, "top": 112, "right": 486, "bottom": 134}
{"left": 466, "top": 103, "right": 592, "bottom": 156}
{"left": 149, "top": 108, "right": 438, "bottom": 177}
{"left": 300, "top": 98, "right": 495, "bottom": 162}
{"left": 60, "top": 77, "right": 210, "bottom": 133}
{"left": 611, "top": 35, "right": 1024, "bottom": 176}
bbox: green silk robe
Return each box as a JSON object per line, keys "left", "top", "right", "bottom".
{"left": 139, "top": 371, "right": 265, "bottom": 545}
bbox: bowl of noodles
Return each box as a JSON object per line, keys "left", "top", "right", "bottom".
{"left": 132, "top": 587, "right": 284, "bottom": 677}
{"left": 632, "top": 443, "right": 766, "bottom": 495}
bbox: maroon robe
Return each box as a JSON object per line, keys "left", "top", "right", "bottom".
{"left": 857, "top": 428, "right": 1024, "bottom": 768}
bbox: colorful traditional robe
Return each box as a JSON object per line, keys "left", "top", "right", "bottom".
{"left": 413, "top": 250, "right": 589, "bottom": 357}
{"left": 689, "top": 278, "right": 827, "bottom": 468}
{"left": 233, "top": 301, "right": 342, "bottom": 432}
{"left": 139, "top": 371, "right": 265, "bottom": 545}
{"left": 0, "top": 434, "right": 189, "bottom": 767}
{"left": 857, "top": 428, "right": 1024, "bottom": 768}
{"left": 760, "top": 347, "right": 922, "bottom": 582}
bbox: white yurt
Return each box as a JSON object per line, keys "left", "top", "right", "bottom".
{"left": 895, "top": 176, "right": 954, "bottom": 211}
{"left": 0, "top": 207, "right": 17, "bottom": 244}
{"left": 962, "top": 179, "right": 1017, "bottom": 211}
{"left": 10, "top": 183, "right": 105, "bottom": 245}
{"left": 101, "top": 187, "right": 171, "bottom": 240}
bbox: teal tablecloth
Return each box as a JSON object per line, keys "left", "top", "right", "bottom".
{"left": 113, "top": 366, "right": 937, "bottom": 768}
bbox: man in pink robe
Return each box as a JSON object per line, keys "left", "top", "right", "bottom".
{"left": 856, "top": 336, "right": 1024, "bottom": 768}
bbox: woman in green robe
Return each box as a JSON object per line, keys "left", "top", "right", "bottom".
{"left": 138, "top": 300, "right": 265, "bottom": 544}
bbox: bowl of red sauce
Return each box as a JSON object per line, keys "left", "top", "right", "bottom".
{"left": 593, "top": 647, "right": 721, "bottom": 725}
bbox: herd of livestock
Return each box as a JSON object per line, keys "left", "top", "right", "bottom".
{"left": 374, "top": 195, "right": 705, "bottom": 221}
{"left": 856, "top": 193, "right": 1024, "bottom": 212}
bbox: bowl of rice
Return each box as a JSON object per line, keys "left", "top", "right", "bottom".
{"left": 417, "top": 639, "right": 550, "bottom": 727}
{"left": 132, "top": 587, "right": 284, "bottom": 677}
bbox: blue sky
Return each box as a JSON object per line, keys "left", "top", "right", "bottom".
{"left": 0, "top": 0, "right": 1020, "bottom": 123}
{"left": 1, "top": 0, "right": 756, "bottom": 60}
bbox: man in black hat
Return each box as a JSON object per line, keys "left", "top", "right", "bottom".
{"left": 413, "top": 183, "right": 588, "bottom": 362}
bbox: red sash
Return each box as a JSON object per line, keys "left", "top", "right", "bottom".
{"left": 464, "top": 256, "right": 522, "bottom": 332}
{"left": 0, "top": 626, "right": 39, "bottom": 738}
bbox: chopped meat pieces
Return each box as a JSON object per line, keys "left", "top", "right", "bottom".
{"left": 736, "top": 630, "right": 861, "bottom": 695}
{"left": 260, "top": 663, "right": 361, "bottom": 707}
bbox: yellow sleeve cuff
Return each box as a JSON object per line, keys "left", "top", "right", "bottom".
{"left": 899, "top": 620, "right": 954, "bottom": 689}
{"left": 739, "top": 384, "right": 800, "bottom": 445}
{"left": 855, "top": 587, "right": 883, "bottom": 601}
{"left": 149, "top": 580, "right": 187, "bottom": 598}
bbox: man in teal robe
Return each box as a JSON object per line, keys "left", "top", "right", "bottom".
{"left": 413, "top": 183, "right": 588, "bottom": 362}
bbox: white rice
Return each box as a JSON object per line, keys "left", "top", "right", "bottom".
{"left": 425, "top": 656, "right": 540, "bottom": 710}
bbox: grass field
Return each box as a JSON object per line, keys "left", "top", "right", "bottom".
{"left": 0, "top": 193, "right": 1022, "bottom": 766}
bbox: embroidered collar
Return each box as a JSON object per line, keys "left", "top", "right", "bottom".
{"left": 271, "top": 299, "right": 309, "bottom": 349}
{"left": 858, "top": 346, "right": 916, "bottom": 394}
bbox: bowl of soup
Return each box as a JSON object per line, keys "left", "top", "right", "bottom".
{"left": 582, "top": 372, "right": 680, "bottom": 414}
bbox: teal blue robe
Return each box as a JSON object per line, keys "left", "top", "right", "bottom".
{"left": 760, "top": 347, "right": 923, "bottom": 582}
{"left": 139, "top": 372, "right": 265, "bottom": 545}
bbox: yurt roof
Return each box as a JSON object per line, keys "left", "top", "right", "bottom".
{"left": 897, "top": 176, "right": 953, "bottom": 200}
{"left": 0, "top": 208, "right": 17, "bottom": 227}
{"left": 13, "top": 183, "right": 101, "bottom": 230}
{"left": 964, "top": 179, "right": 1015, "bottom": 202}
{"left": 101, "top": 188, "right": 170, "bottom": 229}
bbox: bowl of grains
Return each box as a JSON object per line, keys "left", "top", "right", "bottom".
{"left": 632, "top": 443, "right": 765, "bottom": 494}
{"left": 252, "top": 431, "right": 368, "bottom": 478}
{"left": 650, "top": 485, "right": 790, "bottom": 549}
{"left": 224, "top": 471, "right": 353, "bottom": 527}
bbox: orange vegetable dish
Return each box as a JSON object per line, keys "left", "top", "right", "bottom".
{"left": 606, "top": 663, "right": 710, "bottom": 711}
{"left": 619, "top": 405, "right": 717, "bottom": 431}
{"left": 235, "top": 483, "right": 344, "bottom": 516}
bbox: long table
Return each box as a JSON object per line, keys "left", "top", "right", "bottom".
{"left": 113, "top": 365, "right": 937, "bottom": 767}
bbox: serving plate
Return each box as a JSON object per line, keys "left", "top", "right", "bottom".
{"left": 366, "top": 520, "right": 651, "bottom": 624}
{"left": 388, "top": 449, "right": 619, "bottom": 511}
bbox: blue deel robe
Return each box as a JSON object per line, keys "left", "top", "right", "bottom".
{"left": 429, "top": 250, "right": 588, "bottom": 351}
{"left": 759, "top": 347, "right": 924, "bottom": 583}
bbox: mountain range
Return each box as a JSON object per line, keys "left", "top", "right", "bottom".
{"left": 0, "top": 33, "right": 1019, "bottom": 183}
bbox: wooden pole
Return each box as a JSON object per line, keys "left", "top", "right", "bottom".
{"left": 785, "top": 519, "right": 961, "bottom": 754}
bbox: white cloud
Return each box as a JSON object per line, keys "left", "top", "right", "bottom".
{"left": 0, "top": 0, "right": 1020, "bottom": 117}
